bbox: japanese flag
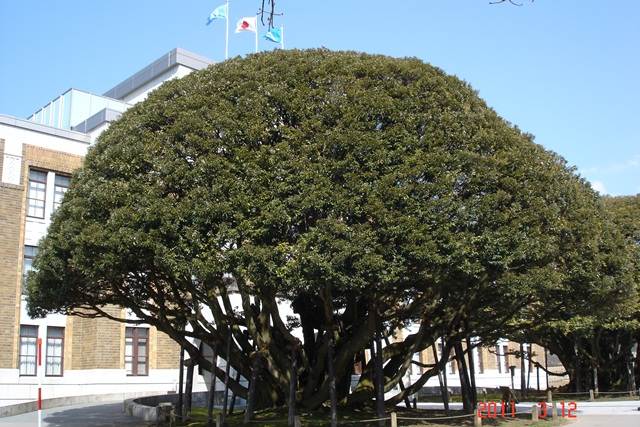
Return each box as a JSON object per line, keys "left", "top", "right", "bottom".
{"left": 235, "top": 16, "right": 257, "bottom": 33}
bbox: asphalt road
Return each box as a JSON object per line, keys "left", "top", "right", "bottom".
{"left": 570, "top": 415, "right": 640, "bottom": 427}
{"left": 567, "top": 400, "right": 640, "bottom": 427}
{"left": 0, "top": 401, "right": 151, "bottom": 427}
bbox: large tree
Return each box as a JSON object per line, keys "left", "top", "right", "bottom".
{"left": 26, "top": 49, "right": 624, "bottom": 411}
{"left": 514, "top": 193, "right": 640, "bottom": 393}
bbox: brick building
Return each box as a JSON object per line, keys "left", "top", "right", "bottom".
{"left": 0, "top": 48, "right": 214, "bottom": 407}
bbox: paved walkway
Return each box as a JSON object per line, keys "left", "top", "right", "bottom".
{"left": 417, "top": 400, "right": 640, "bottom": 426}
{"left": 559, "top": 400, "right": 640, "bottom": 427}
{"left": 0, "top": 401, "right": 149, "bottom": 427}
{"left": 570, "top": 415, "right": 639, "bottom": 427}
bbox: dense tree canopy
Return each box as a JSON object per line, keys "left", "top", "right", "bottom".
{"left": 26, "top": 49, "right": 632, "bottom": 411}
{"left": 518, "top": 193, "right": 639, "bottom": 392}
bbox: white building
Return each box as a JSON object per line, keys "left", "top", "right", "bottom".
{"left": 0, "top": 48, "right": 214, "bottom": 411}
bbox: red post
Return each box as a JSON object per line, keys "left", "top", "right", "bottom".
{"left": 38, "top": 338, "right": 42, "bottom": 366}
{"left": 37, "top": 338, "right": 43, "bottom": 426}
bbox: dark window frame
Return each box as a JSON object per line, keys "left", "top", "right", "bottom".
{"left": 53, "top": 174, "right": 70, "bottom": 212}
{"left": 19, "top": 325, "right": 39, "bottom": 376}
{"left": 46, "top": 326, "right": 64, "bottom": 376}
{"left": 22, "top": 245, "right": 38, "bottom": 294}
{"left": 27, "top": 170, "right": 47, "bottom": 219}
{"left": 125, "top": 327, "right": 149, "bottom": 376}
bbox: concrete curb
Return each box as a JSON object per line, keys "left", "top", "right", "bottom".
{"left": 123, "top": 398, "right": 160, "bottom": 422}
{"left": 0, "top": 391, "right": 168, "bottom": 418}
{"left": 124, "top": 392, "right": 211, "bottom": 422}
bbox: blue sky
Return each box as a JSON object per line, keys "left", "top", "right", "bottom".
{"left": 1, "top": 1, "right": 638, "bottom": 196}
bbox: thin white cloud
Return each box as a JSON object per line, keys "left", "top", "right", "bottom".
{"left": 579, "top": 155, "right": 640, "bottom": 196}
{"left": 585, "top": 155, "right": 640, "bottom": 175}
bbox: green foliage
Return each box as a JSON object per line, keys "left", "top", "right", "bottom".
{"left": 26, "top": 49, "right": 635, "bottom": 408}
{"left": 524, "top": 194, "right": 640, "bottom": 392}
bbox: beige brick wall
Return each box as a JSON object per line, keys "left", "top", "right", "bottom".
{"left": 155, "top": 329, "right": 180, "bottom": 369}
{"left": 69, "top": 306, "right": 125, "bottom": 370}
{"left": 2, "top": 136, "right": 182, "bottom": 377}
{"left": 66, "top": 307, "right": 180, "bottom": 372}
{"left": 64, "top": 315, "right": 75, "bottom": 372}
{"left": 142, "top": 326, "right": 180, "bottom": 370}
{"left": 0, "top": 139, "right": 24, "bottom": 369}
{"left": 484, "top": 345, "right": 499, "bottom": 371}
{"left": 24, "top": 144, "right": 83, "bottom": 175}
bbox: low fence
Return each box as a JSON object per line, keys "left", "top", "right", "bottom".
{"left": 207, "top": 408, "right": 545, "bottom": 427}
{"left": 143, "top": 388, "right": 640, "bottom": 426}
{"left": 553, "top": 388, "right": 639, "bottom": 401}
{"left": 208, "top": 412, "right": 478, "bottom": 427}
{"left": 153, "top": 405, "right": 551, "bottom": 427}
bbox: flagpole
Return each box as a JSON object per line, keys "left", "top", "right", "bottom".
{"left": 255, "top": 14, "right": 258, "bottom": 53}
{"left": 280, "top": 25, "right": 284, "bottom": 49}
{"left": 225, "top": 0, "right": 229, "bottom": 59}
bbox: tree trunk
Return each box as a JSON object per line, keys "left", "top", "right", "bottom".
{"left": 527, "top": 355, "right": 532, "bottom": 392}
{"left": 631, "top": 339, "right": 638, "bottom": 393}
{"left": 520, "top": 341, "right": 526, "bottom": 399}
{"left": 222, "top": 328, "right": 233, "bottom": 425}
{"left": 432, "top": 341, "right": 450, "bottom": 416}
{"left": 229, "top": 370, "right": 241, "bottom": 414}
{"left": 465, "top": 335, "right": 477, "bottom": 407}
{"left": 454, "top": 341, "right": 473, "bottom": 414}
{"left": 575, "top": 349, "right": 581, "bottom": 393}
{"left": 544, "top": 348, "right": 549, "bottom": 390}
{"left": 207, "top": 343, "right": 218, "bottom": 427}
{"left": 382, "top": 333, "right": 412, "bottom": 409}
{"left": 374, "top": 307, "right": 386, "bottom": 427}
{"left": 243, "top": 353, "right": 262, "bottom": 426}
{"left": 326, "top": 324, "right": 338, "bottom": 427}
{"left": 177, "top": 345, "right": 184, "bottom": 418}
{"left": 289, "top": 346, "right": 298, "bottom": 427}
{"left": 625, "top": 351, "right": 635, "bottom": 391}
{"left": 185, "top": 362, "right": 194, "bottom": 422}
{"left": 442, "top": 343, "right": 451, "bottom": 414}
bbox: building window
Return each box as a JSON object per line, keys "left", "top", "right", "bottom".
{"left": 19, "top": 325, "right": 38, "bottom": 376}
{"left": 27, "top": 170, "right": 47, "bottom": 218}
{"left": 125, "top": 327, "right": 148, "bottom": 376}
{"left": 53, "top": 175, "right": 70, "bottom": 212}
{"left": 476, "top": 346, "right": 484, "bottom": 374}
{"left": 503, "top": 344, "right": 511, "bottom": 374}
{"left": 413, "top": 351, "right": 423, "bottom": 375}
{"left": 22, "top": 246, "right": 38, "bottom": 293}
{"left": 46, "top": 327, "right": 64, "bottom": 376}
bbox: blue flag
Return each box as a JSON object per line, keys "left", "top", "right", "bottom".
{"left": 262, "top": 27, "right": 281, "bottom": 44}
{"left": 206, "top": 4, "right": 227, "bottom": 25}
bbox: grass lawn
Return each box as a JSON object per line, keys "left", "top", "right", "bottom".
{"left": 173, "top": 404, "right": 573, "bottom": 426}
{"left": 167, "top": 390, "right": 636, "bottom": 425}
